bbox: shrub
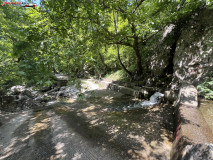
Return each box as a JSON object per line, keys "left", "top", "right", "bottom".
{"left": 197, "top": 77, "right": 213, "bottom": 99}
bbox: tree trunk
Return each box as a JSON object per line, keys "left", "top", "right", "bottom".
{"left": 117, "top": 45, "right": 132, "bottom": 77}
{"left": 105, "top": 44, "right": 107, "bottom": 55}
{"left": 98, "top": 52, "right": 110, "bottom": 71}
{"left": 131, "top": 24, "right": 143, "bottom": 76}
{"left": 134, "top": 38, "right": 143, "bottom": 75}
{"left": 113, "top": 11, "right": 132, "bottom": 77}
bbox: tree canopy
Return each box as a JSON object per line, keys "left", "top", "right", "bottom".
{"left": 0, "top": 0, "right": 212, "bottom": 89}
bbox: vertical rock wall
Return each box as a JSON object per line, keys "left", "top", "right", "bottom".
{"left": 143, "top": 8, "right": 213, "bottom": 91}
{"left": 173, "top": 8, "right": 213, "bottom": 86}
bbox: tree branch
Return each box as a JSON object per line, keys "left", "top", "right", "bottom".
{"left": 132, "top": 0, "right": 145, "bottom": 14}
{"left": 107, "top": 41, "right": 133, "bottom": 47}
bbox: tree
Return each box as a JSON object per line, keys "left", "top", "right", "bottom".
{"left": 42, "top": 0, "right": 210, "bottom": 79}
{"left": 0, "top": 0, "right": 211, "bottom": 89}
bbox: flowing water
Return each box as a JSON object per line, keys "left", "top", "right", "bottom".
{"left": 123, "top": 92, "right": 164, "bottom": 110}
{"left": 199, "top": 99, "right": 213, "bottom": 133}
{"left": 0, "top": 81, "right": 175, "bottom": 160}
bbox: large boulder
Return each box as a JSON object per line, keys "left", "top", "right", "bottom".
{"left": 173, "top": 8, "right": 213, "bottom": 86}
{"left": 182, "top": 144, "right": 213, "bottom": 160}
{"left": 143, "top": 24, "right": 177, "bottom": 84}
{"left": 141, "top": 8, "right": 213, "bottom": 93}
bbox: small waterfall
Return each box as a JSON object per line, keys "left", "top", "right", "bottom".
{"left": 123, "top": 92, "right": 164, "bottom": 110}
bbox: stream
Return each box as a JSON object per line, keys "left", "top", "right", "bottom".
{"left": 199, "top": 99, "right": 213, "bottom": 133}
{"left": 0, "top": 80, "right": 174, "bottom": 160}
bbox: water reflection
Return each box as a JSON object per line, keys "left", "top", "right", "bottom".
{"left": 199, "top": 99, "right": 213, "bottom": 133}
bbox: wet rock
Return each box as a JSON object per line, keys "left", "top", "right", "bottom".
{"left": 182, "top": 144, "right": 213, "bottom": 160}
{"left": 164, "top": 90, "right": 177, "bottom": 103}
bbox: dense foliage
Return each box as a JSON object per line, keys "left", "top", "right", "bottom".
{"left": 198, "top": 77, "right": 213, "bottom": 100}
{"left": 0, "top": 0, "right": 212, "bottom": 90}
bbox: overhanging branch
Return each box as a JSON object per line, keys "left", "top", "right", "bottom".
{"left": 108, "top": 41, "right": 133, "bottom": 47}
{"left": 132, "top": 0, "right": 145, "bottom": 14}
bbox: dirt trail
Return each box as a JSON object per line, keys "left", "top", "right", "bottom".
{"left": 0, "top": 80, "right": 174, "bottom": 160}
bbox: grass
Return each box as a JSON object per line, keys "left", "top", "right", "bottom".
{"left": 104, "top": 70, "right": 127, "bottom": 81}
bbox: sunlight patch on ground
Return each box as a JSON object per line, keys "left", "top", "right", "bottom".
{"left": 54, "top": 142, "right": 66, "bottom": 158}
{"left": 29, "top": 121, "right": 49, "bottom": 135}
{"left": 81, "top": 105, "right": 96, "bottom": 112}
{"left": 72, "top": 152, "right": 83, "bottom": 160}
{"left": 0, "top": 111, "right": 32, "bottom": 160}
{"left": 82, "top": 111, "right": 97, "bottom": 119}
{"left": 66, "top": 99, "right": 76, "bottom": 103}
{"left": 127, "top": 133, "right": 171, "bottom": 160}
{"left": 0, "top": 137, "right": 19, "bottom": 160}
{"left": 29, "top": 112, "right": 50, "bottom": 136}
{"left": 89, "top": 119, "right": 99, "bottom": 125}
{"left": 108, "top": 125, "right": 119, "bottom": 134}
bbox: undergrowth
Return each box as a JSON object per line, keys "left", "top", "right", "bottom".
{"left": 197, "top": 77, "right": 213, "bottom": 100}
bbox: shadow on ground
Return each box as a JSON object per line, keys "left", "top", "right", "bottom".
{"left": 54, "top": 89, "right": 174, "bottom": 160}
{"left": 0, "top": 89, "right": 174, "bottom": 160}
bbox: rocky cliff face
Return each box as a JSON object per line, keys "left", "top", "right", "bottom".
{"left": 173, "top": 8, "right": 213, "bottom": 86}
{"left": 143, "top": 8, "right": 213, "bottom": 92}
